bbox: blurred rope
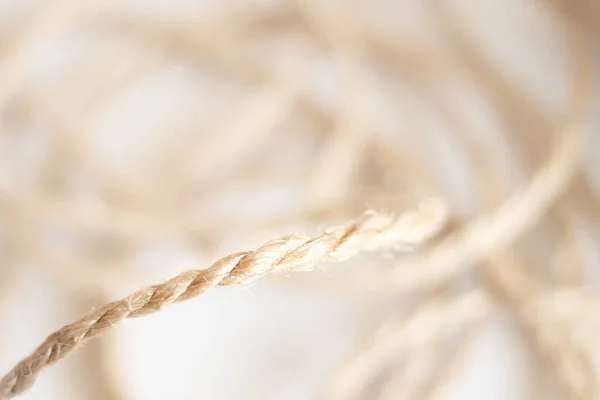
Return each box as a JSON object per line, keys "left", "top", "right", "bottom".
{"left": 0, "top": 0, "right": 597, "bottom": 399}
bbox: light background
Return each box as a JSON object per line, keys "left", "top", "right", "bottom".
{"left": 0, "top": 0, "right": 598, "bottom": 399}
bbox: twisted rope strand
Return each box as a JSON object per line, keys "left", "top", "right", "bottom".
{"left": 0, "top": 199, "right": 448, "bottom": 398}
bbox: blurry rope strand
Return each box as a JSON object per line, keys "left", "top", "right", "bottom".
{"left": 324, "top": 290, "right": 492, "bottom": 400}
{"left": 488, "top": 252, "right": 599, "bottom": 398}
{"left": 0, "top": 1, "right": 119, "bottom": 134}
{"left": 377, "top": 315, "right": 490, "bottom": 400}
{"left": 420, "top": 10, "right": 596, "bottom": 394}
{"left": 292, "top": 0, "right": 370, "bottom": 208}
{"left": 469, "top": 11, "right": 597, "bottom": 395}
{"left": 326, "top": 33, "right": 567, "bottom": 390}
{"left": 418, "top": 318, "right": 492, "bottom": 400}
{"left": 277, "top": 125, "right": 582, "bottom": 298}
{"left": 430, "top": 0, "right": 600, "bottom": 229}
{"left": 0, "top": 199, "right": 449, "bottom": 398}
{"left": 120, "top": 3, "right": 584, "bottom": 296}
{"left": 354, "top": 128, "right": 582, "bottom": 293}
{"left": 0, "top": 2, "right": 597, "bottom": 399}
{"left": 172, "top": 73, "right": 305, "bottom": 198}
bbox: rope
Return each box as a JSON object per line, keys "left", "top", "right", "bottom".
{"left": 0, "top": 199, "right": 448, "bottom": 398}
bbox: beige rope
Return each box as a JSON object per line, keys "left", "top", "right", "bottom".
{"left": 376, "top": 315, "right": 490, "bottom": 400}
{"left": 0, "top": 1, "right": 597, "bottom": 398}
{"left": 325, "top": 290, "right": 492, "bottom": 400}
{"left": 326, "top": 129, "right": 581, "bottom": 294}
{"left": 294, "top": 0, "right": 369, "bottom": 208}
{"left": 0, "top": 0, "right": 94, "bottom": 115}
{"left": 0, "top": 199, "right": 448, "bottom": 398}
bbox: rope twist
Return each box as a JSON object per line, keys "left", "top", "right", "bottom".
{"left": 0, "top": 199, "right": 448, "bottom": 398}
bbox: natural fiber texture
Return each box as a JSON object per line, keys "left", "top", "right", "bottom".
{"left": 0, "top": 1, "right": 599, "bottom": 399}
{"left": 321, "top": 130, "right": 581, "bottom": 295}
{"left": 0, "top": 200, "right": 448, "bottom": 398}
{"left": 325, "top": 290, "right": 492, "bottom": 400}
